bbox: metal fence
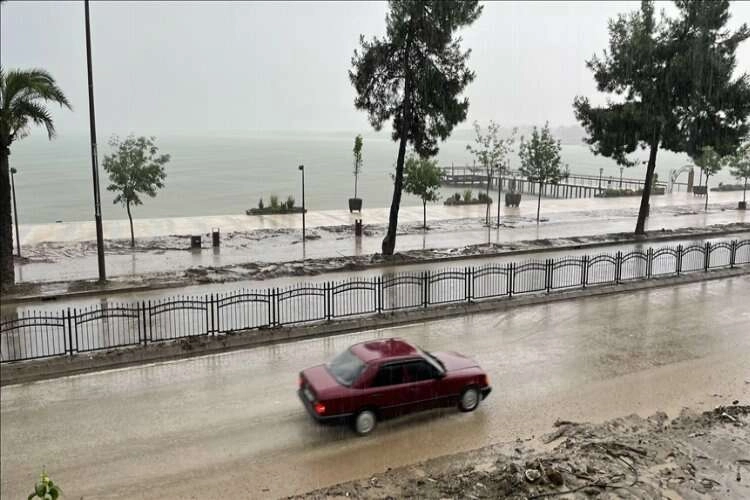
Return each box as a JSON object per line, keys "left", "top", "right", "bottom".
{"left": 2, "top": 239, "right": 748, "bottom": 363}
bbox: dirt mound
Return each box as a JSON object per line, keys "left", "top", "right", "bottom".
{"left": 293, "top": 404, "right": 750, "bottom": 499}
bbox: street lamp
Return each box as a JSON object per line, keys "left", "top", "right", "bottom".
{"left": 298, "top": 164, "right": 306, "bottom": 242}
{"left": 85, "top": 0, "right": 106, "bottom": 281}
{"left": 10, "top": 167, "right": 20, "bottom": 257}
{"left": 496, "top": 163, "right": 502, "bottom": 227}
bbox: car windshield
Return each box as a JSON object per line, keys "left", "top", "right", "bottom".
{"left": 419, "top": 347, "right": 445, "bottom": 375}
{"left": 326, "top": 348, "right": 366, "bottom": 387}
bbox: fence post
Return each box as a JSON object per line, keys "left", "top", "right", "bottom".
{"left": 730, "top": 240, "right": 736, "bottom": 268}
{"left": 377, "top": 277, "right": 383, "bottom": 314}
{"left": 325, "top": 282, "right": 332, "bottom": 321}
{"left": 272, "top": 288, "right": 278, "bottom": 327}
{"left": 676, "top": 245, "right": 683, "bottom": 276}
{"left": 616, "top": 251, "right": 622, "bottom": 284}
{"left": 66, "top": 308, "right": 74, "bottom": 355}
{"left": 147, "top": 300, "right": 152, "bottom": 343}
{"left": 704, "top": 242, "right": 711, "bottom": 271}
{"left": 207, "top": 294, "right": 214, "bottom": 335}
{"left": 647, "top": 248, "right": 653, "bottom": 278}
{"left": 508, "top": 263, "right": 514, "bottom": 297}
{"left": 423, "top": 271, "right": 429, "bottom": 307}
{"left": 466, "top": 267, "right": 472, "bottom": 302}
{"left": 582, "top": 256, "right": 589, "bottom": 288}
{"left": 546, "top": 259, "right": 552, "bottom": 293}
{"left": 141, "top": 302, "right": 148, "bottom": 345}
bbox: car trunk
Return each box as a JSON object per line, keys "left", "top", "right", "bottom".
{"left": 301, "top": 364, "right": 341, "bottom": 399}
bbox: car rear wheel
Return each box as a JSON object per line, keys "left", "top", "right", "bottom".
{"left": 353, "top": 409, "right": 377, "bottom": 436}
{"left": 458, "top": 387, "right": 480, "bottom": 412}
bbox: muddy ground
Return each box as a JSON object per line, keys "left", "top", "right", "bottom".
{"left": 294, "top": 404, "right": 750, "bottom": 499}
{"left": 6, "top": 221, "right": 749, "bottom": 299}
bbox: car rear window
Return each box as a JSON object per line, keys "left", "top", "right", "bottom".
{"left": 327, "top": 348, "right": 366, "bottom": 387}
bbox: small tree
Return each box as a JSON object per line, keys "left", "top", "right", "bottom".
{"left": 352, "top": 134, "right": 363, "bottom": 199}
{"left": 694, "top": 146, "right": 723, "bottom": 211}
{"left": 350, "top": 0, "right": 482, "bottom": 255}
{"left": 518, "top": 123, "right": 563, "bottom": 223}
{"left": 727, "top": 141, "right": 750, "bottom": 206}
{"left": 403, "top": 155, "right": 441, "bottom": 229}
{"left": 103, "top": 135, "right": 170, "bottom": 247}
{"left": 465, "top": 121, "right": 516, "bottom": 225}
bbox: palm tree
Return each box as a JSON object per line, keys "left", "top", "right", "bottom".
{"left": 0, "top": 68, "right": 72, "bottom": 288}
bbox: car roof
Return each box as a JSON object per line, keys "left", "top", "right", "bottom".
{"left": 350, "top": 338, "right": 419, "bottom": 363}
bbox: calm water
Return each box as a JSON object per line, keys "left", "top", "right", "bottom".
{"left": 9, "top": 130, "right": 727, "bottom": 224}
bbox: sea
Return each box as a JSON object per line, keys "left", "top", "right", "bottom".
{"left": 8, "top": 129, "right": 734, "bottom": 225}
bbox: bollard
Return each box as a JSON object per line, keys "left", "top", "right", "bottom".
{"left": 355, "top": 219, "right": 363, "bottom": 237}
{"left": 191, "top": 235, "right": 202, "bottom": 249}
{"left": 212, "top": 228, "right": 220, "bottom": 247}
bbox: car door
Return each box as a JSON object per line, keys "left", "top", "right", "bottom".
{"left": 366, "top": 362, "right": 409, "bottom": 418}
{"left": 402, "top": 359, "right": 441, "bottom": 412}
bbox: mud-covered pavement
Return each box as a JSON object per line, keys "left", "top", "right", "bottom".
{"left": 298, "top": 405, "right": 750, "bottom": 499}
{"left": 12, "top": 199, "right": 747, "bottom": 285}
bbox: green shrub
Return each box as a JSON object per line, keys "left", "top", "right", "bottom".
{"left": 28, "top": 470, "right": 61, "bottom": 500}
{"left": 463, "top": 189, "right": 473, "bottom": 202}
{"left": 258, "top": 198, "right": 264, "bottom": 210}
{"left": 270, "top": 195, "right": 279, "bottom": 209}
{"left": 286, "top": 195, "right": 295, "bottom": 209}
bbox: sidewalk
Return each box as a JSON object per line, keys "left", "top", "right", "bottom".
{"left": 18, "top": 191, "right": 744, "bottom": 244}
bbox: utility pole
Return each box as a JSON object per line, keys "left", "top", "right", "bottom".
{"left": 85, "top": 0, "right": 106, "bottom": 281}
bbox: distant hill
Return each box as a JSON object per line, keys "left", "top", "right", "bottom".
{"left": 448, "top": 124, "right": 587, "bottom": 146}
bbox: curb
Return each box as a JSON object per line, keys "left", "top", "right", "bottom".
{"left": 5, "top": 225, "right": 749, "bottom": 305}
{"left": 2, "top": 266, "right": 747, "bottom": 387}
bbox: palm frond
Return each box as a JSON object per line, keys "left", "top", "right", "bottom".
{"left": 12, "top": 100, "right": 55, "bottom": 139}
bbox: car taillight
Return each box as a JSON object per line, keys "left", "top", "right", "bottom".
{"left": 314, "top": 402, "right": 326, "bottom": 415}
{"left": 483, "top": 374, "right": 490, "bottom": 387}
{"left": 298, "top": 375, "right": 304, "bottom": 388}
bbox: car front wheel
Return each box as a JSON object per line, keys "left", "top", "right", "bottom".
{"left": 458, "top": 387, "right": 480, "bottom": 412}
{"left": 353, "top": 409, "right": 377, "bottom": 436}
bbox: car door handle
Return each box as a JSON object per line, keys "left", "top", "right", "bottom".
{"left": 372, "top": 393, "right": 383, "bottom": 398}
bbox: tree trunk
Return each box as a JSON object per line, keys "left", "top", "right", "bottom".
{"left": 744, "top": 178, "right": 747, "bottom": 203}
{"left": 423, "top": 199, "right": 427, "bottom": 229}
{"left": 382, "top": 46, "right": 413, "bottom": 256}
{"left": 0, "top": 146, "right": 14, "bottom": 289}
{"left": 354, "top": 172, "right": 358, "bottom": 199}
{"left": 635, "top": 136, "right": 660, "bottom": 235}
{"left": 704, "top": 174, "right": 710, "bottom": 211}
{"left": 126, "top": 201, "right": 135, "bottom": 248}
{"left": 536, "top": 180, "right": 543, "bottom": 223}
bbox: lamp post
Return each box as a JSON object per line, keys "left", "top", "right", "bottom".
{"left": 85, "top": 0, "right": 106, "bottom": 281}
{"left": 10, "top": 167, "right": 20, "bottom": 257}
{"left": 496, "top": 163, "right": 502, "bottom": 227}
{"left": 298, "top": 164, "right": 306, "bottom": 242}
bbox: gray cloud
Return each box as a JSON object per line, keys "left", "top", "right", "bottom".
{"left": 2, "top": 1, "right": 749, "bottom": 136}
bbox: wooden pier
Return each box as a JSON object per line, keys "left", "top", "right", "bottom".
{"left": 439, "top": 166, "right": 685, "bottom": 199}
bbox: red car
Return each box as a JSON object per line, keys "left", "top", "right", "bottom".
{"left": 298, "top": 338, "right": 491, "bottom": 435}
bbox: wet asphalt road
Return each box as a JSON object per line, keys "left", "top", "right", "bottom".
{"left": 2, "top": 276, "right": 749, "bottom": 499}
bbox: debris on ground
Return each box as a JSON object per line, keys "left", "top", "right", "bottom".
{"left": 291, "top": 404, "right": 750, "bottom": 499}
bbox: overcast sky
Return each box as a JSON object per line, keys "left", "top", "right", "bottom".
{"left": 2, "top": 1, "right": 749, "bottom": 136}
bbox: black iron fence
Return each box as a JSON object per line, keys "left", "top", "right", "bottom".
{"left": 2, "top": 239, "right": 748, "bottom": 363}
